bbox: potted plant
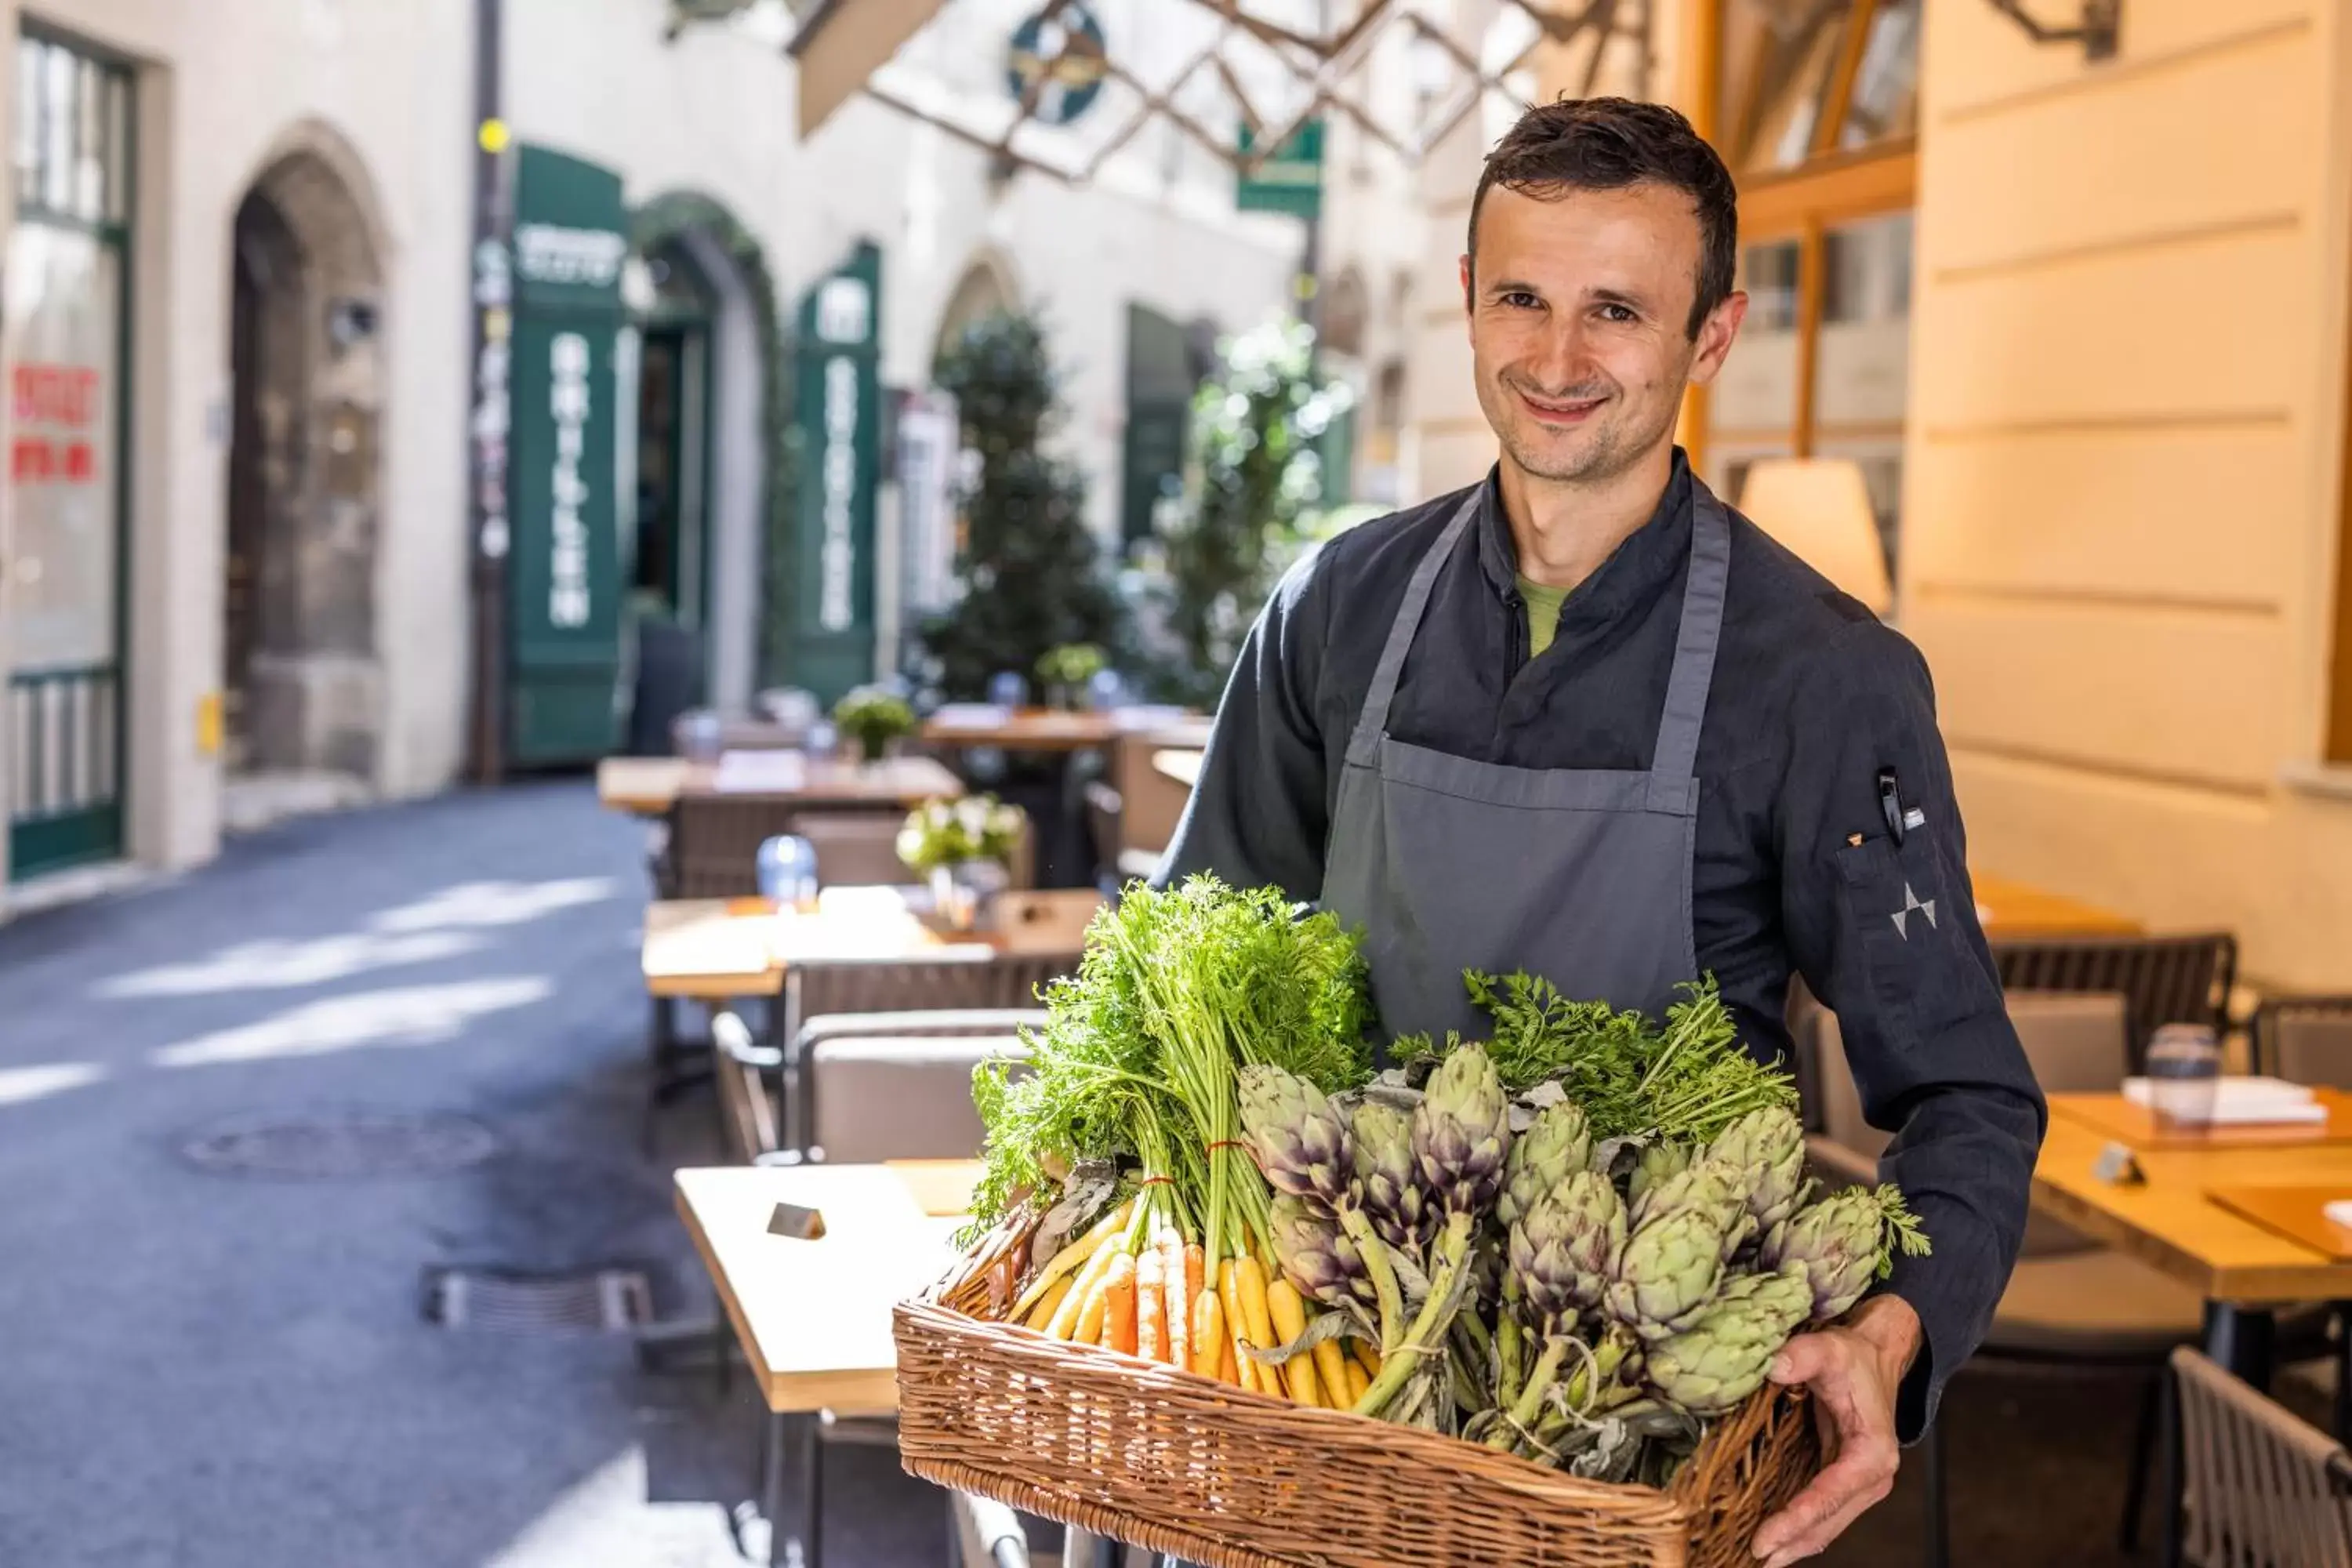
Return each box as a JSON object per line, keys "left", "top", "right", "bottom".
{"left": 1034, "top": 643, "right": 1107, "bottom": 711}
{"left": 833, "top": 686, "right": 916, "bottom": 765}
{"left": 897, "top": 793, "right": 1025, "bottom": 930}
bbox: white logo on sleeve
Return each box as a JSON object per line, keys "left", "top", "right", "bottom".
{"left": 1891, "top": 882, "right": 1938, "bottom": 939}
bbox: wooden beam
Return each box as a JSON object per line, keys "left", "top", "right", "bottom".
{"left": 1792, "top": 219, "right": 1824, "bottom": 457}
{"left": 1736, "top": 140, "right": 1915, "bottom": 239}
{"left": 1811, "top": 0, "right": 1878, "bottom": 160}
{"left": 789, "top": 0, "right": 949, "bottom": 138}
{"left": 1679, "top": 0, "right": 1723, "bottom": 476}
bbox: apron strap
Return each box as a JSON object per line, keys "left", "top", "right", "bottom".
{"left": 1345, "top": 488, "right": 1483, "bottom": 768}
{"left": 1646, "top": 490, "right": 1733, "bottom": 810}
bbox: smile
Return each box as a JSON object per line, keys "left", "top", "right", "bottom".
{"left": 1514, "top": 387, "right": 1606, "bottom": 426}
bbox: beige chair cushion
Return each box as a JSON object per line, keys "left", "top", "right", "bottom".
{"left": 793, "top": 813, "right": 911, "bottom": 888}
{"left": 2274, "top": 1010, "right": 2352, "bottom": 1093}
{"left": 1986, "top": 1247, "right": 2205, "bottom": 1359}
{"left": 807, "top": 1034, "right": 1029, "bottom": 1164}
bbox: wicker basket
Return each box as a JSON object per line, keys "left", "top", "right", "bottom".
{"left": 896, "top": 1235, "right": 1822, "bottom": 1568}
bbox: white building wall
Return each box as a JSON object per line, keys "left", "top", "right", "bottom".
{"left": 12, "top": 0, "right": 474, "bottom": 884}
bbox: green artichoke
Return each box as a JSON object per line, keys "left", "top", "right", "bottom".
{"left": 1269, "top": 1193, "right": 1374, "bottom": 1309}
{"left": 1411, "top": 1044, "right": 1512, "bottom": 1217}
{"left": 1240, "top": 1065, "right": 1353, "bottom": 1211}
{"left": 1508, "top": 1169, "right": 1627, "bottom": 1328}
{"left": 1607, "top": 1199, "right": 1735, "bottom": 1342}
{"left": 1708, "top": 1105, "right": 1809, "bottom": 1232}
{"left": 1642, "top": 1265, "right": 1814, "bottom": 1415}
{"left": 1762, "top": 1183, "right": 1929, "bottom": 1324}
{"left": 1627, "top": 1141, "right": 1695, "bottom": 1214}
{"left": 1628, "top": 1154, "right": 1749, "bottom": 1243}
{"left": 1498, "top": 1100, "right": 1592, "bottom": 1230}
{"left": 1349, "top": 1100, "right": 1434, "bottom": 1252}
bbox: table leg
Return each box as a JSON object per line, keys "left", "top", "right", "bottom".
{"left": 2201, "top": 1301, "right": 2276, "bottom": 1392}
{"left": 800, "top": 1414, "right": 824, "bottom": 1568}
{"left": 761, "top": 1410, "right": 789, "bottom": 1568}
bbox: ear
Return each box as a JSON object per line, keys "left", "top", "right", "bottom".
{"left": 1686, "top": 290, "right": 1749, "bottom": 390}
{"left": 1458, "top": 254, "right": 1473, "bottom": 318}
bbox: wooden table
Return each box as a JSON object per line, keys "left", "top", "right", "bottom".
{"left": 675, "top": 1159, "right": 979, "bottom": 1566}
{"left": 1972, "top": 873, "right": 2142, "bottom": 940}
{"left": 642, "top": 885, "right": 1105, "bottom": 1000}
{"left": 597, "top": 753, "right": 964, "bottom": 818}
{"left": 1153, "top": 748, "right": 1203, "bottom": 788}
{"left": 921, "top": 706, "right": 1123, "bottom": 752}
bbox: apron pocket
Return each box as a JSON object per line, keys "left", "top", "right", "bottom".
{"left": 1833, "top": 833, "right": 2004, "bottom": 1052}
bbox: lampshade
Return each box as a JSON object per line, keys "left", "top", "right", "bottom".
{"left": 1734, "top": 457, "right": 1894, "bottom": 617}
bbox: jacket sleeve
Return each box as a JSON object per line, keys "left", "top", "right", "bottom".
{"left": 1775, "top": 619, "right": 2048, "bottom": 1443}
{"left": 1154, "top": 552, "right": 1333, "bottom": 902}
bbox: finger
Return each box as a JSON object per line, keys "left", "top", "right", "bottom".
{"left": 1751, "top": 1439, "right": 1898, "bottom": 1559}
{"left": 1769, "top": 1333, "right": 1838, "bottom": 1387}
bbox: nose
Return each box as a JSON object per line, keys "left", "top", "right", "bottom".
{"left": 1523, "top": 315, "right": 1595, "bottom": 396}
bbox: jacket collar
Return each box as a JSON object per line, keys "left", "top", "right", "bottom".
{"left": 1472, "top": 449, "right": 1697, "bottom": 620}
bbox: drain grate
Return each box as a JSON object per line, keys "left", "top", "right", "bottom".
{"left": 420, "top": 1265, "right": 655, "bottom": 1334}
{"left": 180, "top": 1109, "right": 497, "bottom": 1180}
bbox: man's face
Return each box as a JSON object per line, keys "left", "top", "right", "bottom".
{"left": 1461, "top": 181, "right": 1744, "bottom": 487}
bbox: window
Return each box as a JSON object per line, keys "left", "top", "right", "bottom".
{"left": 1694, "top": 0, "right": 1918, "bottom": 576}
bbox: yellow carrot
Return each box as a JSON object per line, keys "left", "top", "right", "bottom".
{"left": 1011, "top": 1198, "right": 1135, "bottom": 1322}
{"left": 1136, "top": 1247, "right": 1167, "bottom": 1363}
{"left": 1344, "top": 1360, "right": 1370, "bottom": 1404}
{"left": 1265, "top": 1276, "right": 1319, "bottom": 1406}
{"left": 1218, "top": 1334, "right": 1240, "bottom": 1385}
{"left": 1233, "top": 1258, "right": 1278, "bottom": 1366}
{"left": 1352, "top": 1341, "right": 1383, "bottom": 1380}
{"left": 1104, "top": 1253, "right": 1138, "bottom": 1356}
{"left": 1311, "top": 1338, "right": 1352, "bottom": 1411}
{"left": 1189, "top": 1287, "right": 1225, "bottom": 1379}
{"left": 1219, "top": 1259, "right": 1266, "bottom": 1395}
{"left": 1023, "top": 1272, "right": 1076, "bottom": 1332}
{"left": 1053, "top": 1231, "right": 1126, "bottom": 1342}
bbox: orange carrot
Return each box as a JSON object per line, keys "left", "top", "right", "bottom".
{"left": 1136, "top": 1247, "right": 1167, "bottom": 1363}
{"left": 1051, "top": 1232, "right": 1126, "bottom": 1342}
{"left": 1219, "top": 1335, "right": 1240, "bottom": 1386}
{"left": 1182, "top": 1242, "right": 1205, "bottom": 1315}
{"left": 1104, "top": 1253, "right": 1138, "bottom": 1356}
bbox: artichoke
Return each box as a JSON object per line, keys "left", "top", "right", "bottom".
{"left": 1349, "top": 1100, "right": 1434, "bottom": 1252}
{"left": 1628, "top": 1154, "right": 1750, "bottom": 1245}
{"left": 1269, "top": 1193, "right": 1374, "bottom": 1309}
{"left": 1762, "top": 1183, "right": 1929, "bottom": 1324}
{"left": 1239, "top": 1065, "right": 1353, "bottom": 1212}
{"left": 1642, "top": 1265, "right": 1814, "bottom": 1415}
{"left": 1498, "top": 1101, "right": 1592, "bottom": 1230}
{"left": 1708, "top": 1105, "right": 1809, "bottom": 1232}
{"left": 1412, "top": 1044, "right": 1512, "bottom": 1218}
{"left": 1627, "top": 1141, "right": 1694, "bottom": 1214}
{"left": 1508, "top": 1169, "right": 1627, "bottom": 1328}
{"left": 1607, "top": 1199, "right": 1735, "bottom": 1342}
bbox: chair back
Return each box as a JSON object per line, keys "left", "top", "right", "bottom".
{"left": 796, "top": 811, "right": 909, "bottom": 888}
{"left": 2256, "top": 996, "right": 2352, "bottom": 1091}
{"left": 711, "top": 1009, "right": 782, "bottom": 1162}
{"left": 666, "top": 795, "right": 801, "bottom": 898}
{"left": 1083, "top": 780, "right": 1124, "bottom": 890}
{"left": 789, "top": 951, "right": 1078, "bottom": 1025}
{"left": 808, "top": 1033, "right": 1030, "bottom": 1163}
{"left": 1990, "top": 932, "right": 2237, "bottom": 1073}
{"left": 2173, "top": 1345, "right": 2352, "bottom": 1566}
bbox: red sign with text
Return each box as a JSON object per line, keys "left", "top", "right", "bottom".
{"left": 13, "top": 362, "right": 101, "bottom": 485}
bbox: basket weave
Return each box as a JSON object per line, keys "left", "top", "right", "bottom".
{"left": 897, "top": 1243, "right": 1821, "bottom": 1568}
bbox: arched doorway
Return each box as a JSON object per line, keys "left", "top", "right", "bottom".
{"left": 626, "top": 195, "right": 780, "bottom": 720}
{"left": 222, "top": 135, "right": 387, "bottom": 799}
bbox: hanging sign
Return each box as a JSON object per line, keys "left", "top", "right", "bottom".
{"left": 1007, "top": 4, "right": 1107, "bottom": 126}
{"left": 1237, "top": 119, "right": 1325, "bottom": 219}
{"left": 790, "top": 241, "right": 882, "bottom": 705}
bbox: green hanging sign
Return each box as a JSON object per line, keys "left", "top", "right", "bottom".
{"left": 1236, "top": 119, "right": 1323, "bottom": 219}
{"left": 504, "top": 143, "right": 630, "bottom": 764}
{"left": 788, "top": 240, "right": 882, "bottom": 706}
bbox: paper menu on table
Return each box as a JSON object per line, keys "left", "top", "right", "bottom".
{"left": 929, "top": 704, "right": 1011, "bottom": 728}
{"left": 2121, "top": 1075, "right": 2326, "bottom": 1124}
{"left": 710, "top": 750, "right": 808, "bottom": 793}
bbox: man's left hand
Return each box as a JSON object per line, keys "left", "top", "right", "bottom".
{"left": 1748, "top": 1294, "right": 1922, "bottom": 1566}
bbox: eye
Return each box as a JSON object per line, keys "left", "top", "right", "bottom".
{"left": 1595, "top": 303, "right": 1639, "bottom": 324}
{"left": 1497, "top": 290, "right": 1541, "bottom": 310}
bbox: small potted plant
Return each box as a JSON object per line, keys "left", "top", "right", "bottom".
{"left": 1034, "top": 643, "right": 1108, "bottom": 711}
{"left": 897, "top": 793, "right": 1024, "bottom": 930}
{"left": 832, "top": 685, "right": 916, "bottom": 765}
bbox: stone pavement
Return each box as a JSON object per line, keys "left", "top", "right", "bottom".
{"left": 0, "top": 781, "right": 946, "bottom": 1568}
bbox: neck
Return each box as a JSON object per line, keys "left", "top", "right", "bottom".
{"left": 1498, "top": 442, "right": 1675, "bottom": 591}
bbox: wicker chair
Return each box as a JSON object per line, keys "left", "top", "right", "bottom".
{"left": 2254, "top": 995, "right": 2352, "bottom": 1088}
{"left": 1988, "top": 932, "right": 2238, "bottom": 1073}
{"left": 2172, "top": 1347, "right": 2352, "bottom": 1566}
{"left": 665, "top": 794, "right": 803, "bottom": 898}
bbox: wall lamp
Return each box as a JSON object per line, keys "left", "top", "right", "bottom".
{"left": 1986, "top": 0, "right": 2120, "bottom": 61}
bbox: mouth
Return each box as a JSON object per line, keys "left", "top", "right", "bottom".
{"left": 1512, "top": 385, "right": 1608, "bottom": 427}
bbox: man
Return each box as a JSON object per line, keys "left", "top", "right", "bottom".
{"left": 1160, "top": 99, "right": 2045, "bottom": 1563}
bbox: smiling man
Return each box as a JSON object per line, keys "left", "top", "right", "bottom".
{"left": 1160, "top": 99, "right": 2045, "bottom": 1562}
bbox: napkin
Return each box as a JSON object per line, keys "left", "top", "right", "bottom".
{"left": 2121, "top": 1075, "right": 2326, "bottom": 1124}
{"left": 711, "top": 750, "right": 808, "bottom": 793}
{"left": 930, "top": 703, "right": 1011, "bottom": 728}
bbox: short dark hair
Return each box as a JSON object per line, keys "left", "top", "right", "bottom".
{"left": 1467, "top": 97, "right": 1738, "bottom": 340}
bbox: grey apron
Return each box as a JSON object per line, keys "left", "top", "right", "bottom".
{"left": 1320, "top": 485, "right": 1733, "bottom": 1046}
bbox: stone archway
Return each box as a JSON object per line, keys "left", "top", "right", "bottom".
{"left": 222, "top": 127, "right": 387, "bottom": 797}
{"left": 933, "top": 250, "right": 1022, "bottom": 371}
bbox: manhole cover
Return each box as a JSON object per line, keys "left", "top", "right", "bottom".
{"left": 421, "top": 1265, "right": 655, "bottom": 1334}
{"left": 180, "top": 1109, "right": 497, "bottom": 1179}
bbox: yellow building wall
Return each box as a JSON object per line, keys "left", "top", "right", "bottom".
{"left": 1901, "top": 0, "right": 2352, "bottom": 987}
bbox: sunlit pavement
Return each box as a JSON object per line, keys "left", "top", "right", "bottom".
{"left": 0, "top": 781, "right": 945, "bottom": 1568}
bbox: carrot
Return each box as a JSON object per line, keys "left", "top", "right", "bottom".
{"left": 1312, "top": 1338, "right": 1352, "bottom": 1411}
{"left": 1218, "top": 1335, "right": 1240, "bottom": 1386}
{"left": 1012, "top": 1198, "right": 1134, "bottom": 1322}
{"left": 1265, "top": 1276, "right": 1319, "bottom": 1406}
{"left": 1060, "top": 1236, "right": 1125, "bottom": 1343}
{"left": 1136, "top": 1247, "right": 1167, "bottom": 1362}
{"left": 1023, "top": 1272, "right": 1076, "bottom": 1332}
{"left": 1103, "top": 1252, "right": 1138, "bottom": 1356}
{"left": 1189, "top": 1287, "right": 1225, "bottom": 1379}
{"left": 1232, "top": 1258, "right": 1278, "bottom": 1367}
{"left": 1160, "top": 1232, "right": 1190, "bottom": 1370}
{"left": 1217, "top": 1261, "right": 1254, "bottom": 1377}
{"left": 1344, "top": 1359, "right": 1371, "bottom": 1405}
{"left": 1352, "top": 1341, "right": 1383, "bottom": 1380}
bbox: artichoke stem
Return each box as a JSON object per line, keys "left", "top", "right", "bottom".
{"left": 1337, "top": 1203, "right": 1406, "bottom": 1352}
{"left": 1488, "top": 1337, "right": 1569, "bottom": 1450}
{"left": 1351, "top": 1213, "right": 1475, "bottom": 1417}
